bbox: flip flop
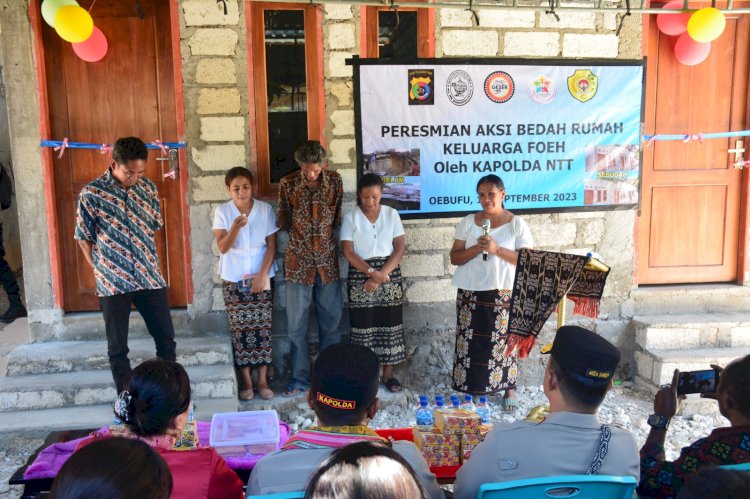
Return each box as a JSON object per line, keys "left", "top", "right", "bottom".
{"left": 502, "top": 397, "right": 518, "bottom": 412}
{"left": 283, "top": 386, "right": 306, "bottom": 397}
{"left": 258, "top": 387, "right": 275, "bottom": 400}
{"left": 239, "top": 389, "right": 254, "bottom": 401}
{"left": 384, "top": 378, "right": 402, "bottom": 393}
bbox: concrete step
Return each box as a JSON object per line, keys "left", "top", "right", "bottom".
{"left": 634, "top": 314, "right": 750, "bottom": 350}
{"left": 631, "top": 284, "right": 750, "bottom": 316}
{"left": 633, "top": 375, "right": 722, "bottom": 418}
{"left": 5, "top": 335, "right": 232, "bottom": 376}
{"left": 635, "top": 347, "right": 745, "bottom": 387}
{"left": 0, "top": 398, "right": 238, "bottom": 433}
{"left": 0, "top": 364, "right": 237, "bottom": 413}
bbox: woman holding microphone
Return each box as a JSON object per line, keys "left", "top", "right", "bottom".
{"left": 449, "top": 174, "right": 533, "bottom": 410}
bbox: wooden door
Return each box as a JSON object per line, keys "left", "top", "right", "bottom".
{"left": 638, "top": 9, "right": 750, "bottom": 284}
{"left": 41, "top": 0, "right": 187, "bottom": 310}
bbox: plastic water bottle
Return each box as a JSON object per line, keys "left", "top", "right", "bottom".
{"left": 461, "top": 394, "right": 476, "bottom": 411}
{"left": 435, "top": 395, "right": 445, "bottom": 410}
{"left": 416, "top": 398, "right": 434, "bottom": 430}
{"left": 449, "top": 394, "right": 461, "bottom": 411}
{"left": 475, "top": 396, "right": 492, "bottom": 423}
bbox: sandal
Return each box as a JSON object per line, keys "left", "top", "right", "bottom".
{"left": 384, "top": 378, "right": 402, "bottom": 393}
{"left": 239, "top": 389, "right": 254, "bottom": 401}
{"left": 258, "top": 387, "right": 275, "bottom": 400}
{"left": 283, "top": 386, "right": 306, "bottom": 397}
{"left": 502, "top": 396, "right": 518, "bottom": 412}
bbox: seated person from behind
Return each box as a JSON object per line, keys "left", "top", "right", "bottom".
{"left": 76, "top": 359, "right": 244, "bottom": 499}
{"left": 248, "top": 343, "right": 444, "bottom": 498}
{"left": 305, "top": 441, "right": 427, "bottom": 499}
{"left": 453, "top": 325, "right": 639, "bottom": 499}
{"left": 638, "top": 354, "right": 750, "bottom": 498}
{"left": 51, "top": 437, "right": 172, "bottom": 499}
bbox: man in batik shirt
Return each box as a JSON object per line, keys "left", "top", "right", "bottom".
{"left": 638, "top": 355, "right": 750, "bottom": 498}
{"left": 75, "top": 137, "right": 176, "bottom": 392}
{"left": 277, "top": 140, "right": 343, "bottom": 397}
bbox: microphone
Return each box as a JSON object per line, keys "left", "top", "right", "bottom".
{"left": 482, "top": 219, "right": 490, "bottom": 261}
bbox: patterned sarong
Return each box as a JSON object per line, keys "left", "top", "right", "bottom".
{"left": 507, "top": 249, "right": 607, "bottom": 358}
{"left": 347, "top": 257, "right": 406, "bottom": 365}
{"left": 222, "top": 280, "right": 273, "bottom": 367}
{"left": 452, "top": 289, "right": 517, "bottom": 394}
{"left": 280, "top": 425, "right": 389, "bottom": 451}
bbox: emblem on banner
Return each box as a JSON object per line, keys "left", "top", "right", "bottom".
{"left": 528, "top": 75, "right": 557, "bottom": 104}
{"left": 567, "top": 70, "right": 598, "bottom": 103}
{"left": 484, "top": 71, "right": 515, "bottom": 103}
{"left": 408, "top": 69, "right": 435, "bottom": 105}
{"left": 446, "top": 70, "right": 474, "bottom": 106}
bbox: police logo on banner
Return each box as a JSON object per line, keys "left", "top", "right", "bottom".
{"left": 408, "top": 69, "right": 435, "bottom": 105}
{"left": 567, "top": 69, "right": 598, "bottom": 103}
{"left": 484, "top": 71, "right": 515, "bottom": 103}
{"left": 446, "top": 70, "right": 474, "bottom": 106}
{"left": 528, "top": 75, "right": 556, "bottom": 104}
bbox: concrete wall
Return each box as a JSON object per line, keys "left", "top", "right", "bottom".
{"left": 178, "top": 1, "right": 643, "bottom": 389}
{"left": 0, "top": 0, "right": 58, "bottom": 331}
{"left": 1, "top": 0, "right": 642, "bottom": 387}
{"left": 0, "top": 59, "right": 22, "bottom": 272}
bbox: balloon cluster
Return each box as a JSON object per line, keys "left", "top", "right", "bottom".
{"left": 656, "top": 1, "right": 726, "bottom": 66}
{"left": 41, "top": 0, "right": 108, "bottom": 62}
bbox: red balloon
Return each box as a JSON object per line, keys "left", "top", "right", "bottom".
{"left": 657, "top": 1, "right": 691, "bottom": 36}
{"left": 674, "top": 32, "right": 711, "bottom": 66}
{"left": 72, "top": 26, "right": 108, "bottom": 62}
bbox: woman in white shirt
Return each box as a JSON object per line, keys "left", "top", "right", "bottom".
{"left": 213, "top": 167, "right": 278, "bottom": 401}
{"left": 449, "top": 174, "right": 533, "bottom": 410}
{"left": 341, "top": 174, "right": 406, "bottom": 392}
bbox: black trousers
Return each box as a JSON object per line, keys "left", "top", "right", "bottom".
{"left": 0, "top": 224, "right": 19, "bottom": 297}
{"left": 100, "top": 287, "right": 176, "bottom": 392}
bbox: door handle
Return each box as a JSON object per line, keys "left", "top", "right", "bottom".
{"left": 156, "top": 148, "right": 179, "bottom": 179}
{"left": 728, "top": 139, "right": 746, "bottom": 163}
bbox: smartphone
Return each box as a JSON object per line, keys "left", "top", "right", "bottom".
{"left": 676, "top": 369, "right": 719, "bottom": 395}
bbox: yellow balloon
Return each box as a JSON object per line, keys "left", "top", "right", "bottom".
{"left": 54, "top": 5, "right": 94, "bottom": 43}
{"left": 687, "top": 7, "right": 726, "bottom": 43}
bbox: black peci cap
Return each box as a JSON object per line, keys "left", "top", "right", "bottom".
{"left": 311, "top": 343, "right": 380, "bottom": 411}
{"left": 542, "top": 325, "right": 621, "bottom": 387}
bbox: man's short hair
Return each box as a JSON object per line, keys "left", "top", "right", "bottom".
{"left": 311, "top": 343, "right": 380, "bottom": 426}
{"left": 112, "top": 137, "right": 148, "bottom": 165}
{"left": 294, "top": 140, "right": 327, "bottom": 165}
{"left": 720, "top": 354, "right": 750, "bottom": 417}
{"left": 544, "top": 325, "right": 621, "bottom": 410}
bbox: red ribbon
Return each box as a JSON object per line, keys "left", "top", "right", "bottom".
{"left": 99, "top": 143, "right": 112, "bottom": 155}
{"left": 682, "top": 133, "right": 704, "bottom": 144}
{"left": 735, "top": 159, "right": 750, "bottom": 169}
{"left": 53, "top": 137, "right": 69, "bottom": 159}
{"left": 163, "top": 170, "right": 177, "bottom": 179}
{"left": 645, "top": 134, "right": 660, "bottom": 147}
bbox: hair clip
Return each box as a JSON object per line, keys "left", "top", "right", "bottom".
{"left": 113, "top": 390, "right": 132, "bottom": 421}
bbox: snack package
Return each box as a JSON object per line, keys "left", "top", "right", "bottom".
{"left": 460, "top": 432, "right": 482, "bottom": 462}
{"left": 479, "top": 423, "right": 494, "bottom": 440}
{"left": 419, "top": 446, "right": 460, "bottom": 467}
{"left": 173, "top": 420, "right": 199, "bottom": 451}
{"left": 434, "top": 408, "right": 481, "bottom": 435}
{"left": 413, "top": 427, "right": 458, "bottom": 447}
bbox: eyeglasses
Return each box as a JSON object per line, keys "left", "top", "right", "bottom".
{"left": 477, "top": 191, "right": 504, "bottom": 202}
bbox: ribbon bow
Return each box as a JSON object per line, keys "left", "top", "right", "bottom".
{"left": 53, "top": 137, "right": 69, "bottom": 159}
{"left": 683, "top": 133, "right": 704, "bottom": 144}
{"left": 151, "top": 140, "right": 169, "bottom": 157}
{"left": 99, "top": 143, "right": 112, "bottom": 155}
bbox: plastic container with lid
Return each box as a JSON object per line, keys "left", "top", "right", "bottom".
{"left": 209, "top": 410, "right": 280, "bottom": 458}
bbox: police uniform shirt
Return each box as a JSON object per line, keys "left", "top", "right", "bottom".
{"left": 453, "top": 411, "right": 639, "bottom": 499}
{"left": 247, "top": 440, "right": 445, "bottom": 499}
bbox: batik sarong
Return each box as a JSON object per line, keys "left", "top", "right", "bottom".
{"left": 222, "top": 280, "right": 273, "bottom": 366}
{"left": 452, "top": 289, "right": 517, "bottom": 394}
{"left": 347, "top": 257, "right": 406, "bottom": 365}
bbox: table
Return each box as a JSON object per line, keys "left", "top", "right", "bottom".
{"left": 10, "top": 426, "right": 458, "bottom": 497}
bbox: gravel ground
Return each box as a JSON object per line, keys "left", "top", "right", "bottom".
{"left": 0, "top": 384, "right": 729, "bottom": 498}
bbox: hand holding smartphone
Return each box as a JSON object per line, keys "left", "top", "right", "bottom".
{"left": 676, "top": 368, "right": 720, "bottom": 395}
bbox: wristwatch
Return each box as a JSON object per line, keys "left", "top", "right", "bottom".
{"left": 367, "top": 267, "right": 375, "bottom": 275}
{"left": 647, "top": 414, "right": 671, "bottom": 430}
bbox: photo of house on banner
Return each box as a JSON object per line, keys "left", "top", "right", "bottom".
{"left": 363, "top": 149, "right": 421, "bottom": 211}
{"left": 583, "top": 144, "right": 640, "bottom": 206}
